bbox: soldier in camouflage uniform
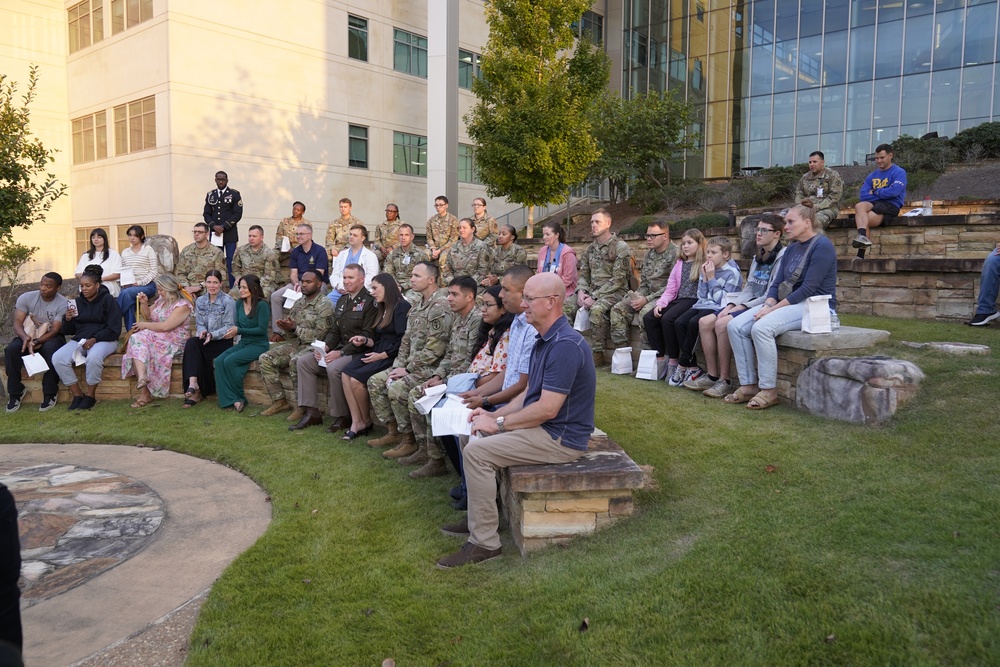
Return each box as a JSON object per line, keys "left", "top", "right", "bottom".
{"left": 383, "top": 224, "right": 428, "bottom": 303}
{"left": 231, "top": 225, "right": 282, "bottom": 299}
{"left": 367, "top": 262, "right": 454, "bottom": 457}
{"left": 326, "top": 198, "right": 362, "bottom": 263}
{"left": 444, "top": 218, "right": 490, "bottom": 286}
{"left": 274, "top": 201, "right": 309, "bottom": 254}
{"left": 482, "top": 224, "right": 527, "bottom": 288}
{"left": 608, "top": 221, "right": 677, "bottom": 348}
{"left": 576, "top": 208, "right": 634, "bottom": 365}
{"left": 471, "top": 198, "right": 499, "bottom": 246}
{"left": 426, "top": 195, "right": 459, "bottom": 282}
{"left": 259, "top": 270, "right": 334, "bottom": 416}
{"left": 373, "top": 204, "right": 403, "bottom": 262}
{"left": 175, "top": 222, "right": 228, "bottom": 297}
{"left": 795, "top": 151, "right": 843, "bottom": 229}
{"left": 404, "top": 276, "right": 483, "bottom": 478}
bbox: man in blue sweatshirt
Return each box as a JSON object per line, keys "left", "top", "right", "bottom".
{"left": 852, "top": 143, "right": 907, "bottom": 250}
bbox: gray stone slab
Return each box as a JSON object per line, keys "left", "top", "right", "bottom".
{"left": 900, "top": 341, "right": 991, "bottom": 355}
{"left": 508, "top": 436, "right": 646, "bottom": 494}
{"left": 777, "top": 325, "right": 890, "bottom": 351}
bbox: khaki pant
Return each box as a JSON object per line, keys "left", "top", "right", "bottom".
{"left": 296, "top": 352, "right": 355, "bottom": 417}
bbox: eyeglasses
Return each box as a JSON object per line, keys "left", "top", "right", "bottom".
{"left": 472, "top": 203, "right": 485, "bottom": 207}
{"left": 754, "top": 228, "right": 776, "bottom": 234}
{"left": 482, "top": 301, "right": 501, "bottom": 309}
{"left": 645, "top": 233, "right": 665, "bottom": 239}
{"left": 385, "top": 209, "right": 398, "bottom": 213}
{"left": 521, "top": 294, "right": 559, "bottom": 303}
{"left": 434, "top": 203, "right": 447, "bottom": 208}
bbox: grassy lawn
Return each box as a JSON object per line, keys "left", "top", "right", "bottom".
{"left": 2, "top": 315, "right": 998, "bottom": 665}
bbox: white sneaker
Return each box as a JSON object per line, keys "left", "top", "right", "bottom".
{"left": 667, "top": 365, "right": 685, "bottom": 387}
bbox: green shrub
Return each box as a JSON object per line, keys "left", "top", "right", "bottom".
{"left": 627, "top": 180, "right": 664, "bottom": 215}
{"left": 675, "top": 212, "right": 729, "bottom": 232}
{"left": 950, "top": 121, "right": 1000, "bottom": 159}
{"left": 892, "top": 134, "right": 955, "bottom": 173}
{"left": 905, "top": 169, "right": 942, "bottom": 199}
{"left": 619, "top": 215, "right": 663, "bottom": 236}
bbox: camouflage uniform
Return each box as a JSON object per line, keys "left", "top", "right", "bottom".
{"left": 384, "top": 244, "right": 428, "bottom": 295}
{"left": 325, "top": 215, "right": 362, "bottom": 262}
{"left": 274, "top": 217, "right": 310, "bottom": 253}
{"left": 175, "top": 242, "right": 228, "bottom": 290}
{"left": 488, "top": 243, "right": 528, "bottom": 281}
{"left": 258, "top": 292, "right": 334, "bottom": 401}
{"left": 472, "top": 213, "right": 499, "bottom": 247}
{"left": 609, "top": 243, "right": 678, "bottom": 347}
{"left": 425, "top": 213, "right": 459, "bottom": 280}
{"left": 577, "top": 234, "right": 634, "bottom": 352}
{"left": 367, "top": 289, "right": 452, "bottom": 434}
{"left": 445, "top": 238, "right": 490, "bottom": 285}
{"left": 795, "top": 167, "right": 844, "bottom": 229}
{"left": 373, "top": 219, "right": 404, "bottom": 262}
{"left": 410, "top": 307, "right": 483, "bottom": 460}
{"left": 230, "top": 243, "right": 282, "bottom": 299}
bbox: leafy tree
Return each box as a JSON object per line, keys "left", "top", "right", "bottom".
{"left": 466, "top": 0, "right": 609, "bottom": 236}
{"left": 589, "top": 90, "right": 698, "bottom": 203}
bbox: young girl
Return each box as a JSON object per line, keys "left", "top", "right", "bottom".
{"left": 670, "top": 236, "right": 743, "bottom": 386}
{"left": 642, "top": 229, "right": 706, "bottom": 382}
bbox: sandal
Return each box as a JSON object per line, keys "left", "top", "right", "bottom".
{"left": 746, "top": 392, "right": 779, "bottom": 411}
{"left": 723, "top": 387, "right": 754, "bottom": 404}
{"left": 136, "top": 378, "right": 148, "bottom": 390}
{"left": 131, "top": 398, "right": 151, "bottom": 408}
{"left": 182, "top": 390, "right": 203, "bottom": 408}
{"left": 341, "top": 423, "right": 374, "bottom": 441}
{"left": 184, "top": 386, "right": 197, "bottom": 399}
{"left": 234, "top": 401, "right": 245, "bottom": 413}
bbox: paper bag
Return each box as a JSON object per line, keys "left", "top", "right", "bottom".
{"left": 611, "top": 347, "right": 633, "bottom": 375}
{"left": 801, "top": 295, "right": 832, "bottom": 334}
{"left": 635, "top": 350, "right": 659, "bottom": 380}
{"left": 573, "top": 307, "right": 591, "bottom": 332}
{"left": 311, "top": 340, "right": 327, "bottom": 368}
{"left": 281, "top": 235, "right": 291, "bottom": 252}
{"left": 22, "top": 353, "right": 49, "bottom": 376}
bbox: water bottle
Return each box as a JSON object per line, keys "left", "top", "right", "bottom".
{"left": 830, "top": 310, "right": 841, "bottom": 332}
{"left": 923, "top": 196, "right": 933, "bottom": 216}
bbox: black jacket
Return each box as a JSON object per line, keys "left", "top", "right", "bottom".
{"left": 203, "top": 186, "right": 244, "bottom": 245}
{"left": 62, "top": 285, "right": 122, "bottom": 343}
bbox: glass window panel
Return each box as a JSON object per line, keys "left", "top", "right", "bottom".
{"left": 773, "top": 39, "right": 796, "bottom": 93}
{"left": 964, "top": 3, "right": 997, "bottom": 66}
{"left": 95, "top": 111, "right": 107, "bottom": 160}
{"left": 707, "top": 9, "right": 731, "bottom": 53}
{"left": 961, "top": 64, "right": 994, "bottom": 120}
{"left": 820, "top": 132, "right": 844, "bottom": 165}
{"left": 706, "top": 101, "right": 729, "bottom": 145}
{"left": 845, "top": 129, "right": 872, "bottom": 164}
{"left": 848, "top": 24, "right": 875, "bottom": 81}
{"left": 749, "top": 95, "right": 772, "bottom": 140}
{"left": 796, "top": 88, "right": 821, "bottom": 136}
{"left": 771, "top": 136, "right": 794, "bottom": 165}
{"left": 874, "top": 20, "right": 903, "bottom": 78}
{"left": 111, "top": 0, "right": 124, "bottom": 34}
{"left": 826, "top": 0, "right": 850, "bottom": 32}
{"left": 821, "top": 85, "right": 847, "bottom": 133}
{"left": 903, "top": 13, "right": 933, "bottom": 74}
{"left": 798, "top": 34, "right": 822, "bottom": 88}
{"left": 750, "top": 45, "right": 773, "bottom": 96}
{"left": 348, "top": 15, "right": 368, "bottom": 62}
{"left": 928, "top": 120, "right": 957, "bottom": 137}
{"left": 794, "top": 135, "right": 818, "bottom": 161}
{"left": 772, "top": 91, "right": 795, "bottom": 138}
{"left": 140, "top": 0, "right": 151, "bottom": 22}
{"left": 348, "top": 125, "right": 368, "bottom": 168}
{"left": 93, "top": 2, "right": 104, "bottom": 43}
{"left": 747, "top": 139, "right": 770, "bottom": 166}
{"left": 934, "top": 0, "right": 964, "bottom": 10}
{"left": 871, "top": 126, "right": 895, "bottom": 147}
{"left": 127, "top": 0, "right": 139, "bottom": 27}
{"left": 995, "top": 76, "right": 1000, "bottom": 118}
{"left": 877, "top": 0, "right": 904, "bottom": 22}
{"left": 932, "top": 9, "right": 965, "bottom": 71}
{"left": 905, "top": 0, "right": 933, "bottom": 18}
{"left": 751, "top": 0, "right": 774, "bottom": 44}
{"left": 846, "top": 80, "right": 874, "bottom": 130}
{"left": 930, "top": 68, "right": 960, "bottom": 121}
{"left": 775, "top": 0, "right": 798, "bottom": 41}
{"left": 900, "top": 122, "right": 930, "bottom": 136}
{"left": 851, "top": 0, "right": 877, "bottom": 27}
{"left": 822, "top": 31, "right": 848, "bottom": 85}
{"left": 709, "top": 53, "right": 732, "bottom": 99}
{"left": 959, "top": 116, "right": 990, "bottom": 131}
{"left": 900, "top": 73, "right": 931, "bottom": 125}
{"left": 872, "top": 78, "right": 900, "bottom": 129}
{"left": 800, "top": 2, "right": 823, "bottom": 36}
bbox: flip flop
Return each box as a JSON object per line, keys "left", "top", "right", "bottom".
{"left": 746, "top": 392, "right": 779, "bottom": 410}
{"left": 723, "top": 387, "right": 754, "bottom": 404}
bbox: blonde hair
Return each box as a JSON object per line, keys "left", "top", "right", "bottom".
{"left": 154, "top": 273, "right": 192, "bottom": 305}
{"left": 791, "top": 199, "right": 820, "bottom": 232}
{"left": 707, "top": 236, "right": 733, "bottom": 256}
{"left": 681, "top": 229, "right": 707, "bottom": 281}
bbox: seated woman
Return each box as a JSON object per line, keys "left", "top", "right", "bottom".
{"left": 121, "top": 274, "right": 193, "bottom": 408}
{"left": 214, "top": 274, "right": 271, "bottom": 413}
{"left": 52, "top": 265, "right": 123, "bottom": 410}
{"left": 341, "top": 273, "right": 410, "bottom": 439}
{"left": 117, "top": 225, "right": 160, "bottom": 330}
{"left": 74, "top": 228, "right": 122, "bottom": 297}
{"left": 537, "top": 221, "right": 577, "bottom": 318}
{"left": 726, "top": 200, "right": 838, "bottom": 410}
{"left": 446, "top": 218, "right": 490, "bottom": 286}
{"left": 181, "top": 270, "right": 235, "bottom": 407}
{"left": 481, "top": 225, "right": 527, "bottom": 288}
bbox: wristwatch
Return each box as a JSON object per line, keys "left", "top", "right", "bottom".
{"left": 495, "top": 416, "right": 506, "bottom": 432}
{"left": 482, "top": 396, "right": 492, "bottom": 409}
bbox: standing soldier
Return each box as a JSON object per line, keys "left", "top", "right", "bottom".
{"left": 426, "top": 195, "right": 459, "bottom": 281}
{"left": 258, "top": 271, "right": 334, "bottom": 416}
{"left": 576, "top": 208, "right": 634, "bottom": 366}
{"left": 470, "top": 198, "right": 499, "bottom": 247}
{"left": 326, "top": 197, "right": 362, "bottom": 263}
{"left": 203, "top": 170, "right": 243, "bottom": 286}
{"left": 384, "top": 224, "right": 429, "bottom": 303}
{"left": 608, "top": 221, "right": 677, "bottom": 349}
{"left": 231, "top": 225, "right": 282, "bottom": 299}
{"left": 175, "top": 222, "right": 228, "bottom": 297}
{"left": 374, "top": 204, "right": 404, "bottom": 262}
{"left": 275, "top": 201, "right": 309, "bottom": 254}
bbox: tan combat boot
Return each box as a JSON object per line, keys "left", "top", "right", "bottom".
{"left": 368, "top": 421, "right": 400, "bottom": 448}
{"left": 260, "top": 398, "right": 290, "bottom": 416}
{"left": 409, "top": 457, "right": 448, "bottom": 478}
{"left": 398, "top": 444, "right": 428, "bottom": 467}
{"left": 383, "top": 433, "right": 417, "bottom": 459}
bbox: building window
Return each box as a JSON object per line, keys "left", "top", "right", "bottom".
{"left": 348, "top": 15, "right": 368, "bottom": 61}
{"left": 458, "top": 50, "right": 482, "bottom": 89}
{"left": 458, "top": 144, "right": 480, "bottom": 184}
{"left": 68, "top": 0, "right": 104, "bottom": 54}
{"left": 393, "top": 132, "right": 427, "bottom": 177}
{"left": 115, "top": 223, "right": 158, "bottom": 253}
{"left": 348, "top": 125, "right": 368, "bottom": 168}
{"left": 113, "top": 96, "right": 155, "bottom": 156}
{"left": 393, "top": 29, "right": 428, "bottom": 78}
{"left": 71, "top": 111, "right": 108, "bottom": 164}
{"left": 573, "top": 10, "right": 604, "bottom": 45}
{"left": 111, "top": 0, "right": 152, "bottom": 35}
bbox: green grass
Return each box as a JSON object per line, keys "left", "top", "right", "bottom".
{"left": 2, "top": 314, "right": 998, "bottom": 665}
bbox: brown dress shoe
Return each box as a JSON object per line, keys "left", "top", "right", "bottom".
{"left": 324, "top": 416, "right": 350, "bottom": 434}
{"left": 287, "top": 406, "right": 305, "bottom": 422}
{"left": 436, "top": 542, "right": 502, "bottom": 569}
{"left": 409, "top": 457, "right": 448, "bottom": 478}
{"left": 382, "top": 433, "right": 417, "bottom": 459}
{"left": 440, "top": 517, "right": 470, "bottom": 537}
{"left": 289, "top": 409, "right": 323, "bottom": 431}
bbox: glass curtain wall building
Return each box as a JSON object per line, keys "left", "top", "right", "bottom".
{"left": 621, "top": 0, "right": 1000, "bottom": 178}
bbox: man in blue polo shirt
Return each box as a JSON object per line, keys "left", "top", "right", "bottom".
{"left": 436, "top": 272, "right": 596, "bottom": 569}
{"left": 852, "top": 143, "right": 907, "bottom": 250}
{"left": 269, "top": 223, "right": 329, "bottom": 340}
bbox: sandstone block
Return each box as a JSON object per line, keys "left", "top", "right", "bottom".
{"left": 521, "top": 511, "right": 596, "bottom": 538}
{"left": 546, "top": 498, "right": 609, "bottom": 513}
{"left": 796, "top": 356, "right": 924, "bottom": 424}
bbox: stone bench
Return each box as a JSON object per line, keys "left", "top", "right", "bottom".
{"left": 499, "top": 429, "right": 645, "bottom": 556}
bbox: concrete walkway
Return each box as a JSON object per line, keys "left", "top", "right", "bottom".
{"left": 2, "top": 444, "right": 271, "bottom": 667}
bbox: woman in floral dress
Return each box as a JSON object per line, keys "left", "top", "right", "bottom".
{"left": 121, "top": 274, "right": 193, "bottom": 408}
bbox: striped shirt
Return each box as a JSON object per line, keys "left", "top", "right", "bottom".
{"left": 121, "top": 244, "right": 159, "bottom": 286}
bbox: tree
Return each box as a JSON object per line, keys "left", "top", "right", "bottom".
{"left": 589, "top": 90, "right": 698, "bottom": 203}
{"left": 466, "top": 0, "right": 609, "bottom": 236}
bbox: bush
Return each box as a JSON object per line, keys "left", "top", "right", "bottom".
{"left": 905, "top": 170, "right": 942, "bottom": 200}
{"left": 892, "top": 134, "right": 955, "bottom": 173}
{"left": 950, "top": 121, "right": 1000, "bottom": 159}
{"left": 619, "top": 215, "right": 663, "bottom": 236}
{"left": 674, "top": 212, "right": 729, "bottom": 232}
{"left": 0, "top": 240, "right": 38, "bottom": 329}
{"left": 627, "top": 180, "right": 664, "bottom": 215}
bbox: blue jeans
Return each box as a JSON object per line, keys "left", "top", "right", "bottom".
{"left": 976, "top": 250, "right": 1000, "bottom": 315}
{"left": 727, "top": 303, "right": 806, "bottom": 390}
{"left": 117, "top": 283, "right": 158, "bottom": 330}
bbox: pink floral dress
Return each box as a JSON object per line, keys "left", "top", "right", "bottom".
{"left": 121, "top": 298, "right": 192, "bottom": 397}
{"left": 468, "top": 329, "right": 510, "bottom": 377}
